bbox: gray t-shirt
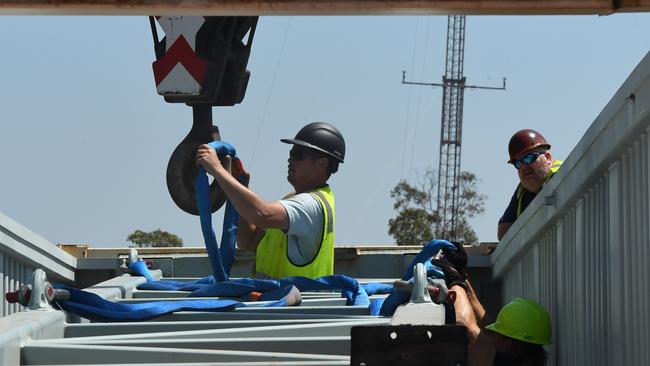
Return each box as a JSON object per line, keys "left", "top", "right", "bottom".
{"left": 278, "top": 193, "right": 324, "bottom": 266}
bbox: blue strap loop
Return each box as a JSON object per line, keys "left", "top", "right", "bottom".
{"left": 53, "top": 284, "right": 243, "bottom": 322}
{"left": 194, "top": 140, "right": 240, "bottom": 282}
{"left": 379, "top": 239, "right": 456, "bottom": 316}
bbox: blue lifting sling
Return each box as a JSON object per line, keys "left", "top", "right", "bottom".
{"left": 53, "top": 141, "right": 454, "bottom": 321}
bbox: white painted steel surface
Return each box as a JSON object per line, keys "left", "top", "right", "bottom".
{"left": 492, "top": 51, "right": 650, "bottom": 365}
{"left": 0, "top": 212, "right": 76, "bottom": 317}
{"left": 0, "top": 271, "right": 389, "bottom": 364}
{"left": 1, "top": 0, "right": 650, "bottom": 16}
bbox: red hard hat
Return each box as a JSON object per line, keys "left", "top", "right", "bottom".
{"left": 507, "top": 129, "right": 551, "bottom": 163}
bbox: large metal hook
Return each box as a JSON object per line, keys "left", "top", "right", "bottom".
{"left": 152, "top": 16, "right": 258, "bottom": 214}
{"left": 166, "top": 105, "right": 227, "bottom": 215}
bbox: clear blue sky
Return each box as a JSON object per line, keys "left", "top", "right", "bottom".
{"left": 1, "top": 14, "right": 649, "bottom": 247}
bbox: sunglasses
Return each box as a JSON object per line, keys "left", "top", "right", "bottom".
{"left": 289, "top": 149, "right": 311, "bottom": 161}
{"left": 512, "top": 151, "right": 543, "bottom": 169}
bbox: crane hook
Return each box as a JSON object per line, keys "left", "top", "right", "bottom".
{"left": 166, "top": 105, "right": 227, "bottom": 215}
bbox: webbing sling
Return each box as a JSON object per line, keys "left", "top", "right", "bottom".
{"left": 52, "top": 284, "right": 299, "bottom": 322}
{"left": 195, "top": 140, "right": 240, "bottom": 281}
{"left": 136, "top": 140, "right": 241, "bottom": 288}
{"left": 53, "top": 284, "right": 242, "bottom": 322}
{"left": 379, "top": 239, "right": 454, "bottom": 317}
{"left": 401, "top": 240, "right": 455, "bottom": 280}
{"left": 136, "top": 275, "right": 217, "bottom": 292}
{"left": 53, "top": 279, "right": 390, "bottom": 321}
{"left": 54, "top": 260, "right": 393, "bottom": 321}
{"left": 52, "top": 139, "right": 393, "bottom": 321}
{"left": 130, "top": 259, "right": 391, "bottom": 307}
{"left": 53, "top": 139, "right": 402, "bottom": 321}
{"left": 220, "top": 198, "right": 239, "bottom": 275}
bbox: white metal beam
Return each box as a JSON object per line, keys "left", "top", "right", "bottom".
{"left": 1, "top": 0, "right": 650, "bottom": 16}
{"left": 21, "top": 343, "right": 350, "bottom": 364}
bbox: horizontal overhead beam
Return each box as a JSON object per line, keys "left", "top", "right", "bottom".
{"left": 2, "top": 0, "right": 650, "bottom": 16}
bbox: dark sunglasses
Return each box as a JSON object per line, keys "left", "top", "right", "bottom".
{"left": 289, "top": 149, "right": 311, "bottom": 161}
{"left": 512, "top": 151, "right": 543, "bottom": 169}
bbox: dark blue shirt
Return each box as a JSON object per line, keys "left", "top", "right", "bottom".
{"left": 499, "top": 160, "right": 563, "bottom": 225}
{"left": 498, "top": 185, "right": 537, "bottom": 225}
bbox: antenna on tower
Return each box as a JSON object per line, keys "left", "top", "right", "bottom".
{"left": 402, "top": 15, "right": 506, "bottom": 241}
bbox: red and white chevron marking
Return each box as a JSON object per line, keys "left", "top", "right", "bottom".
{"left": 153, "top": 16, "right": 207, "bottom": 96}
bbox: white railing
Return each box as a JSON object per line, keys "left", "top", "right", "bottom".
{"left": 492, "top": 51, "right": 650, "bottom": 365}
{"left": 0, "top": 212, "right": 76, "bottom": 317}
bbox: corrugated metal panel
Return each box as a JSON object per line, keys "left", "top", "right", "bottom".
{"left": 493, "top": 51, "right": 650, "bottom": 365}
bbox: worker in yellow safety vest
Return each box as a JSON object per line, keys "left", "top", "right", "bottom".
{"left": 498, "top": 129, "right": 562, "bottom": 240}
{"left": 197, "top": 122, "right": 345, "bottom": 279}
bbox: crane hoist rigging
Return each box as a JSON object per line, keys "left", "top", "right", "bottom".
{"left": 149, "top": 15, "right": 258, "bottom": 215}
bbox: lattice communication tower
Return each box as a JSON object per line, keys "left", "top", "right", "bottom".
{"left": 402, "top": 16, "right": 505, "bottom": 240}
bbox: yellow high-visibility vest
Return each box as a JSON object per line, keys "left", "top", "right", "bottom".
{"left": 516, "top": 160, "right": 563, "bottom": 217}
{"left": 254, "top": 186, "right": 335, "bottom": 279}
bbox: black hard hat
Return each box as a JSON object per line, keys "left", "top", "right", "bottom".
{"left": 281, "top": 122, "right": 345, "bottom": 163}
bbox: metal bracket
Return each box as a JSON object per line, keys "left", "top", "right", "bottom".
{"left": 27, "top": 269, "right": 53, "bottom": 310}
{"left": 427, "top": 278, "right": 448, "bottom": 304}
{"left": 119, "top": 248, "right": 143, "bottom": 276}
{"left": 410, "top": 262, "right": 433, "bottom": 304}
{"left": 545, "top": 192, "right": 556, "bottom": 206}
{"left": 4, "top": 269, "right": 70, "bottom": 310}
{"left": 128, "top": 248, "right": 139, "bottom": 266}
{"left": 391, "top": 263, "right": 446, "bottom": 326}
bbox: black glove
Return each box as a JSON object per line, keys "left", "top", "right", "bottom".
{"left": 431, "top": 258, "right": 467, "bottom": 291}
{"left": 441, "top": 241, "right": 468, "bottom": 278}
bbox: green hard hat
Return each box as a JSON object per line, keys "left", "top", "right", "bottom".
{"left": 486, "top": 298, "right": 552, "bottom": 345}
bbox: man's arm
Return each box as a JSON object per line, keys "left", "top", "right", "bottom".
{"left": 236, "top": 217, "right": 266, "bottom": 250}
{"left": 197, "top": 144, "right": 289, "bottom": 231}
{"left": 497, "top": 222, "right": 512, "bottom": 241}
{"left": 227, "top": 157, "right": 267, "bottom": 251}
{"left": 452, "top": 284, "right": 496, "bottom": 366}
{"left": 464, "top": 280, "right": 492, "bottom": 328}
{"left": 497, "top": 188, "right": 519, "bottom": 240}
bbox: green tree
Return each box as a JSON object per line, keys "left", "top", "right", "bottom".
{"left": 127, "top": 229, "right": 183, "bottom": 248}
{"left": 388, "top": 169, "right": 486, "bottom": 246}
